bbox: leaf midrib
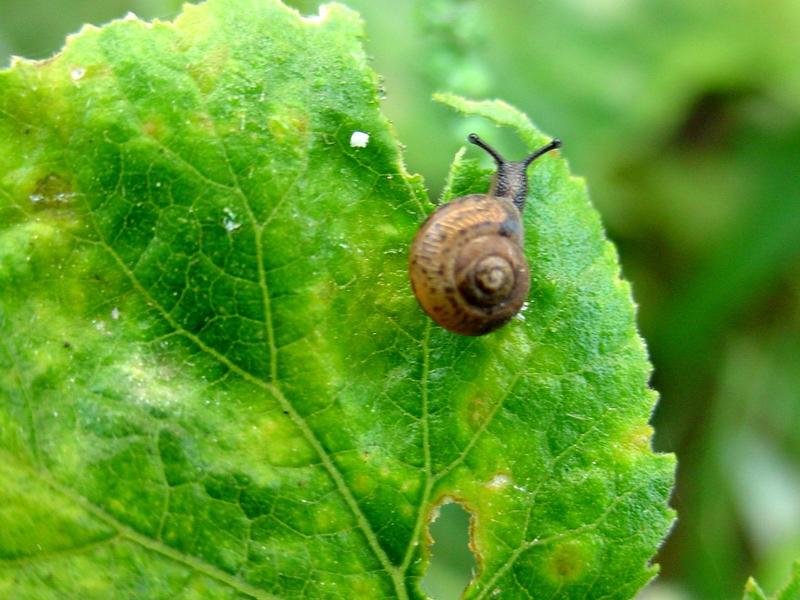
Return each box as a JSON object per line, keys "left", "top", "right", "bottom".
{"left": 91, "top": 40, "right": 410, "bottom": 597}
{"left": 81, "top": 198, "right": 407, "bottom": 597}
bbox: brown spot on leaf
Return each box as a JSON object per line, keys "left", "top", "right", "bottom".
{"left": 466, "top": 395, "right": 491, "bottom": 431}
{"left": 545, "top": 540, "right": 593, "bottom": 583}
{"left": 142, "top": 116, "right": 167, "bottom": 140}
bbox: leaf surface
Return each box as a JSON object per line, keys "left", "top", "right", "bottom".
{"left": 0, "top": 1, "right": 674, "bottom": 597}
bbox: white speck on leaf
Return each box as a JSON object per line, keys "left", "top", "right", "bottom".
{"left": 71, "top": 67, "right": 86, "bottom": 81}
{"left": 223, "top": 207, "right": 241, "bottom": 232}
{"left": 350, "top": 130, "right": 369, "bottom": 148}
{"left": 487, "top": 474, "right": 511, "bottom": 489}
{"left": 111, "top": 307, "right": 121, "bottom": 320}
{"left": 123, "top": 11, "right": 138, "bottom": 21}
{"left": 514, "top": 301, "right": 530, "bottom": 321}
{"left": 30, "top": 192, "right": 75, "bottom": 204}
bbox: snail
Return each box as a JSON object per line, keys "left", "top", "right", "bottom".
{"left": 408, "top": 133, "right": 561, "bottom": 335}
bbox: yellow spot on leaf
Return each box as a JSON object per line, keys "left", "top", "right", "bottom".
{"left": 352, "top": 473, "right": 376, "bottom": 495}
{"left": 544, "top": 539, "right": 593, "bottom": 583}
{"left": 465, "top": 394, "right": 491, "bottom": 431}
{"left": 267, "top": 108, "right": 310, "bottom": 147}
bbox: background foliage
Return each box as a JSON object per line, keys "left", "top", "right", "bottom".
{"left": 2, "top": 0, "right": 799, "bottom": 599}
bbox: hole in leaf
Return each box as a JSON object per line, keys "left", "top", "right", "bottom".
{"left": 421, "top": 500, "right": 477, "bottom": 599}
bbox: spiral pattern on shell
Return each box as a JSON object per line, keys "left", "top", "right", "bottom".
{"left": 408, "top": 193, "right": 530, "bottom": 335}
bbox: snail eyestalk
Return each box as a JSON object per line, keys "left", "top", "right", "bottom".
{"left": 468, "top": 133, "right": 505, "bottom": 164}
{"left": 467, "top": 133, "right": 562, "bottom": 212}
{"left": 524, "top": 138, "right": 562, "bottom": 167}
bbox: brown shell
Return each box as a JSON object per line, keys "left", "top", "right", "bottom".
{"left": 408, "top": 193, "right": 530, "bottom": 335}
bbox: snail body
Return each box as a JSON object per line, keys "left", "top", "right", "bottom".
{"left": 409, "top": 134, "right": 561, "bottom": 336}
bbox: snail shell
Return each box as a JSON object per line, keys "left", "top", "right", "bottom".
{"left": 408, "top": 134, "right": 561, "bottom": 336}
{"left": 409, "top": 194, "right": 529, "bottom": 335}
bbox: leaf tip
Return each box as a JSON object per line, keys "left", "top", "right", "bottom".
{"left": 433, "top": 92, "right": 553, "bottom": 148}
{"left": 743, "top": 576, "right": 768, "bottom": 600}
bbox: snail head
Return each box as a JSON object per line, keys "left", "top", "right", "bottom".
{"left": 468, "top": 133, "right": 561, "bottom": 212}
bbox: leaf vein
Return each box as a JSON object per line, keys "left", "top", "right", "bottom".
{"left": 84, "top": 58, "right": 408, "bottom": 597}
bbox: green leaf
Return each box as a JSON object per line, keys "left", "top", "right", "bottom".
{"left": 744, "top": 579, "right": 771, "bottom": 600}
{"left": 0, "top": 1, "right": 675, "bottom": 598}
{"left": 745, "top": 562, "right": 800, "bottom": 600}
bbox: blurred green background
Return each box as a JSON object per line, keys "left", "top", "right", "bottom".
{"left": 3, "top": 0, "right": 799, "bottom": 598}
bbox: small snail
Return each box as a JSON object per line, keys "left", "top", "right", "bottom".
{"left": 408, "top": 133, "right": 561, "bottom": 336}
